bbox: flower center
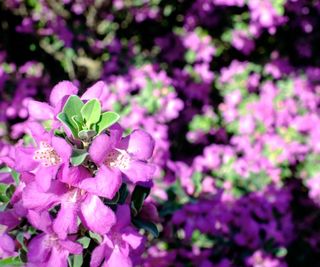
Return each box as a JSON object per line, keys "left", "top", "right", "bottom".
{"left": 33, "top": 141, "right": 61, "bottom": 167}
{"left": 45, "top": 234, "right": 59, "bottom": 248}
{"left": 104, "top": 149, "right": 130, "bottom": 170}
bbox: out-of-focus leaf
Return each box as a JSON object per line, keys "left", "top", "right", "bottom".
{"left": 11, "top": 170, "right": 20, "bottom": 186}
{"left": 0, "top": 257, "right": 24, "bottom": 266}
{"left": 131, "top": 185, "right": 150, "bottom": 216}
{"left": 16, "top": 232, "right": 28, "bottom": 252}
{"left": 192, "top": 172, "right": 202, "bottom": 196}
{"left": 132, "top": 218, "right": 159, "bottom": 238}
{"left": 104, "top": 191, "right": 119, "bottom": 205}
{"left": 0, "top": 183, "right": 14, "bottom": 203}
{"left": 118, "top": 184, "right": 129, "bottom": 204}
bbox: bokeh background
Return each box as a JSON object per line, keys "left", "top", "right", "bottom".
{"left": 1, "top": 0, "right": 320, "bottom": 266}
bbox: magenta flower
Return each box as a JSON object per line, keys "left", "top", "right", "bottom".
{"left": 26, "top": 210, "right": 82, "bottom": 267}
{"left": 22, "top": 168, "right": 116, "bottom": 239}
{"left": 15, "top": 123, "right": 71, "bottom": 192}
{"left": 27, "top": 81, "right": 78, "bottom": 121}
{"left": 90, "top": 205, "right": 144, "bottom": 267}
{"left": 28, "top": 80, "right": 114, "bottom": 122}
{"left": 2, "top": 78, "right": 159, "bottom": 266}
{"left": 87, "top": 125, "right": 155, "bottom": 185}
{"left": 0, "top": 225, "right": 17, "bottom": 259}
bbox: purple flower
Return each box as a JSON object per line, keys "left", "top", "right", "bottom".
{"left": 27, "top": 81, "right": 78, "bottom": 121}
{"left": 0, "top": 225, "right": 17, "bottom": 259}
{"left": 26, "top": 210, "right": 82, "bottom": 267}
{"left": 90, "top": 205, "right": 144, "bottom": 267}
{"left": 22, "top": 170, "right": 116, "bottom": 239}
{"left": 15, "top": 123, "right": 72, "bottom": 192}
{"left": 88, "top": 125, "right": 155, "bottom": 184}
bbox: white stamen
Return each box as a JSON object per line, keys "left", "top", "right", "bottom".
{"left": 33, "top": 141, "right": 61, "bottom": 167}
{"left": 104, "top": 149, "right": 130, "bottom": 170}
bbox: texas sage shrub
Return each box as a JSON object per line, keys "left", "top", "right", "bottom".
{"left": 1, "top": 0, "right": 320, "bottom": 266}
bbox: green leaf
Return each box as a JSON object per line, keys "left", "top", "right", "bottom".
{"left": 185, "top": 50, "right": 196, "bottom": 64}
{"left": 57, "top": 112, "right": 78, "bottom": 138}
{"left": 54, "top": 129, "right": 66, "bottom": 138}
{"left": 78, "top": 130, "right": 97, "bottom": 141}
{"left": 71, "top": 115, "right": 83, "bottom": 132}
{"left": 72, "top": 254, "right": 83, "bottom": 267}
{"left": 132, "top": 218, "right": 159, "bottom": 238}
{"left": 89, "top": 231, "right": 102, "bottom": 243}
{"left": 70, "top": 149, "right": 88, "bottom": 166}
{"left": 118, "top": 184, "right": 129, "bottom": 204}
{"left": 0, "top": 183, "right": 10, "bottom": 203}
{"left": 77, "top": 236, "right": 90, "bottom": 249}
{"left": 11, "top": 170, "right": 20, "bottom": 186}
{"left": 104, "top": 191, "right": 119, "bottom": 205}
{"left": 131, "top": 185, "right": 150, "bottom": 216}
{"left": 0, "top": 256, "right": 24, "bottom": 266}
{"left": 0, "top": 166, "right": 11, "bottom": 173}
{"left": 159, "top": 202, "right": 181, "bottom": 217}
{"left": 81, "top": 99, "right": 101, "bottom": 128}
{"left": 0, "top": 167, "right": 20, "bottom": 185}
{"left": 96, "top": 111, "right": 120, "bottom": 134}
{"left": 0, "top": 183, "right": 14, "bottom": 203}
{"left": 63, "top": 96, "right": 84, "bottom": 119}
{"left": 191, "top": 229, "right": 214, "bottom": 248}
{"left": 192, "top": 172, "right": 202, "bottom": 196}
{"left": 61, "top": 95, "right": 84, "bottom": 136}
{"left": 16, "top": 232, "right": 28, "bottom": 252}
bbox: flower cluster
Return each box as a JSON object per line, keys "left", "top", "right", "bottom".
{"left": 0, "top": 81, "right": 157, "bottom": 266}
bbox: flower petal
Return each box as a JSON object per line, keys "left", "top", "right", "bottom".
{"left": 51, "top": 136, "right": 72, "bottom": 161}
{"left": 59, "top": 165, "right": 90, "bottom": 186}
{"left": 59, "top": 239, "right": 83, "bottom": 254}
{"left": 0, "top": 210, "right": 20, "bottom": 229}
{"left": 77, "top": 165, "right": 121, "bottom": 199}
{"left": 104, "top": 246, "right": 132, "bottom": 267}
{"left": 81, "top": 81, "right": 110, "bottom": 110}
{"left": 89, "top": 134, "right": 114, "bottom": 164}
{"left": 0, "top": 233, "right": 16, "bottom": 257}
{"left": 80, "top": 194, "right": 116, "bottom": 234}
{"left": 114, "top": 204, "right": 131, "bottom": 231}
{"left": 122, "top": 227, "right": 144, "bottom": 250}
{"left": 53, "top": 201, "right": 78, "bottom": 239}
{"left": 14, "top": 147, "right": 38, "bottom": 172}
{"left": 27, "top": 210, "right": 52, "bottom": 232}
{"left": 27, "top": 233, "right": 51, "bottom": 264}
{"left": 35, "top": 166, "right": 58, "bottom": 192}
{"left": 45, "top": 246, "right": 69, "bottom": 267}
{"left": 122, "top": 161, "right": 156, "bottom": 183}
{"left": 22, "top": 181, "right": 64, "bottom": 210}
{"left": 26, "top": 122, "right": 50, "bottom": 144}
{"left": 90, "top": 244, "right": 107, "bottom": 267}
{"left": 50, "top": 81, "right": 78, "bottom": 108}
{"left": 109, "top": 123, "right": 124, "bottom": 143}
{"left": 118, "top": 130, "right": 155, "bottom": 160}
{"left": 28, "top": 100, "right": 54, "bottom": 120}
